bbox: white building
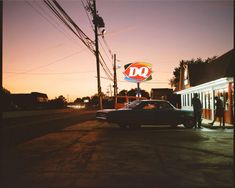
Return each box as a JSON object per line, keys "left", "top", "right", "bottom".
{"left": 176, "top": 49, "right": 234, "bottom": 124}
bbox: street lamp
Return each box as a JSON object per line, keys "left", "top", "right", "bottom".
{"left": 99, "top": 29, "right": 106, "bottom": 38}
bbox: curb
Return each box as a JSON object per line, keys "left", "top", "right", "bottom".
{"left": 201, "top": 124, "right": 234, "bottom": 129}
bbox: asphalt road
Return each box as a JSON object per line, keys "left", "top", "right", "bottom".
{"left": 1, "top": 109, "right": 96, "bottom": 148}
{"left": 1, "top": 110, "right": 234, "bottom": 188}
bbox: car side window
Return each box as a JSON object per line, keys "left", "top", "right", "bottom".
{"left": 158, "top": 102, "right": 173, "bottom": 110}
{"left": 142, "top": 103, "right": 156, "bottom": 110}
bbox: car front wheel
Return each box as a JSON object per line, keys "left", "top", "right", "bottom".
{"left": 183, "top": 118, "right": 194, "bottom": 128}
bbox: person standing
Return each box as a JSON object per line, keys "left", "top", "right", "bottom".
{"left": 209, "top": 97, "right": 225, "bottom": 128}
{"left": 192, "top": 93, "right": 202, "bottom": 128}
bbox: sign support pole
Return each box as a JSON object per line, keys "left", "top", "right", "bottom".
{"left": 137, "top": 82, "right": 140, "bottom": 99}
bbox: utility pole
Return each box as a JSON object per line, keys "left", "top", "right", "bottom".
{"left": 137, "top": 82, "right": 141, "bottom": 99}
{"left": 0, "top": 1, "right": 2, "bottom": 113}
{"left": 113, "top": 54, "right": 118, "bottom": 108}
{"left": 93, "top": 0, "right": 103, "bottom": 109}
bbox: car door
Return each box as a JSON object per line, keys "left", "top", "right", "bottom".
{"left": 132, "top": 101, "right": 156, "bottom": 125}
{"left": 154, "top": 101, "right": 177, "bottom": 125}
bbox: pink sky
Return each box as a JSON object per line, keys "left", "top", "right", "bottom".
{"left": 3, "top": 0, "right": 233, "bottom": 101}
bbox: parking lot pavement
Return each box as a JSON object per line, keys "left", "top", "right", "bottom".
{"left": 1, "top": 120, "right": 233, "bottom": 188}
{"left": 201, "top": 118, "right": 234, "bottom": 129}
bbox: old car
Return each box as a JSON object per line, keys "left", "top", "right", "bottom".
{"left": 96, "top": 100, "right": 194, "bottom": 128}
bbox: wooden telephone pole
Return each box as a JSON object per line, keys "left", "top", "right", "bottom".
{"left": 113, "top": 54, "right": 118, "bottom": 107}
{"left": 93, "top": 0, "right": 103, "bottom": 109}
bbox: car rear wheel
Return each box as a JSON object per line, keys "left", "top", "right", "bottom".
{"left": 183, "top": 118, "right": 194, "bottom": 128}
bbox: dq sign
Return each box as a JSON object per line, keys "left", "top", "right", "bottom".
{"left": 123, "top": 62, "right": 152, "bottom": 83}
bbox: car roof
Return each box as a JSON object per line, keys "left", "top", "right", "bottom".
{"left": 140, "top": 99, "right": 169, "bottom": 102}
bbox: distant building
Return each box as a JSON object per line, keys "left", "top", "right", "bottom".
{"left": 11, "top": 92, "right": 48, "bottom": 110}
{"left": 176, "top": 49, "right": 234, "bottom": 124}
{"left": 151, "top": 88, "right": 173, "bottom": 100}
{"left": 151, "top": 88, "right": 181, "bottom": 107}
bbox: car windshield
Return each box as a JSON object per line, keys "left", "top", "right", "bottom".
{"left": 124, "top": 100, "right": 176, "bottom": 110}
{"left": 157, "top": 101, "right": 175, "bottom": 110}
{"left": 125, "top": 100, "right": 142, "bottom": 109}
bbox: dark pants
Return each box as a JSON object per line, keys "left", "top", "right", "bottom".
{"left": 212, "top": 114, "right": 225, "bottom": 126}
{"left": 194, "top": 112, "right": 202, "bottom": 128}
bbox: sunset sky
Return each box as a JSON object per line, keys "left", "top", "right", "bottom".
{"left": 3, "top": 0, "right": 233, "bottom": 101}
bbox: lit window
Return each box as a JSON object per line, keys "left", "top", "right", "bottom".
{"left": 184, "top": 67, "right": 189, "bottom": 86}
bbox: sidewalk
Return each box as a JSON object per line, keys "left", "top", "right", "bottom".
{"left": 201, "top": 118, "right": 234, "bottom": 129}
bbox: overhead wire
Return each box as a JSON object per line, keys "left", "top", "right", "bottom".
{"left": 79, "top": 1, "right": 170, "bottom": 87}
{"left": 81, "top": 0, "right": 94, "bottom": 31}
{"left": 99, "top": 40, "right": 113, "bottom": 65}
{"left": 4, "top": 71, "right": 95, "bottom": 75}
{"left": 16, "top": 1, "right": 95, "bottom": 78}
{"left": 25, "top": 0, "right": 83, "bottom": 47}
{"left": 51, "top": 0, "right": 95, "bottom": 52}
{"left": 24, "top": 50, "right": 86, "bottom": 72}
{"left": 99, "top": 53, "right": 113, "bottom": 79}
{"left": 98, "top": 28, "right": 113, "bottom": 57}
{"left": 81, "top": 0, "right": 114, "bottom": 79}
{"left": 43, "top": 0, "right": 90, "bottom": 49}
{"left": 5, "top": 50, "right": 86, "bottom": 79}
{"left": 43, "top": 0, "right": 114, "bottom": 81}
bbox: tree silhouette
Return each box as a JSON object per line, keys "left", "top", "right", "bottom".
{"left": 48, "top": 95, "right": 67, "bottom": 109}
{"left": 127, "top": 89, "right": 136, "bottom": 96}
{"left": 118, "top": 88, "right": 150, "bottom": 98}
{"left": 118, "top": 89, "right": 128, "bottom": 96}
{"left": 2, "top": 88, "right": 12, "bottom": 111}
{"left": 169, "top": 57, "right": 217, "bottom": 90}
{"left": 82, "top": 96, "right": 90, "bottom": 102}
{"left": 141, "top": 89, "right": 150, "bottom": 98}
{"left": 90, "top": 94, "right": 99, "bottom": 106}
{"left": 74, "top": 98, "right": 83, "bottom": 104}
{"left": 3, "top": 87, "right": 11, "bottom": 94}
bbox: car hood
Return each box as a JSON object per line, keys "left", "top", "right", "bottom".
{"left": 177, "top": 109, "right": 194, "bottom": 116}
{"left": 96, "top": 108, "right": 131, "bottom": 121}
{"left": 179, "top": 109, "right": 193, "bottom": 113}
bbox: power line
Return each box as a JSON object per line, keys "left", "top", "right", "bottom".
{"left": 44, "top": 0, "right": 95, "bottom": 54}
{"left": 43, "top": 1, "right": 87, "bottom": 43}
{"left": 43, "top": 0, "right": 113, "bottom": 82}
{"left": 99, "top": 53, "right": 113, "bottom": 77}
{"left": 22, "top": 50, "right": 86, "bottom": 73}
{"left": 81, "top": 0, "right": 94, "bottom": 32}
{"left": 98, "top": 39, "right": 113, "bottom": 66}
{"left": 4, "top": 71, "right": 95, "bottom": 75}
{"left": 99, "top": 28, "right": 113, "bottom": 57}
{"left": 25, "top": 0, "right": 82, "bottom": 47}
{"left": 63, "top": 0, "right": 113, "bottom": 81}
{"left": 82, "top": 0, "right": 113, "bottom": 67}
{"left": 81, "top": 0, "right": 113, "bottom": 80}
{"left": 5, "top": 50, "right": 86, "bottom": 80}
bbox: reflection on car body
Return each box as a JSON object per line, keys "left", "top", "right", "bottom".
{"left": 115, "top": 96, "right": 147, "bottom": 109}
{"left": 96, "top": 100, "right": 194, "bottom": 128}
